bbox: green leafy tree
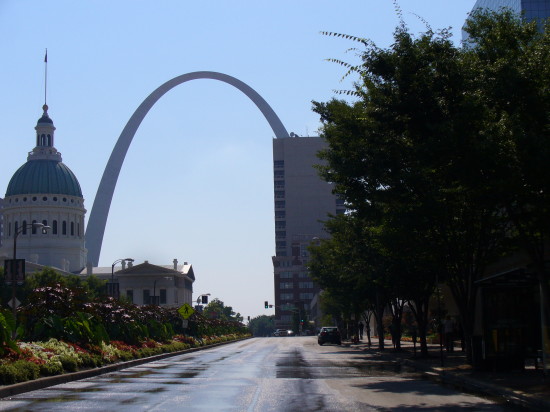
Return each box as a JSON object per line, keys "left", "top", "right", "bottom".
{"left": 203, "top": 298, "right": 243, "bottom": 323}
{"left": 312, "top": 10, "right": 532, "bottom": 360}
{"left": 248, "top": 315, "right": 275, "bottom": 337}
{"left": 309, "top": 214, "right": 390, "bottom": 348}
{"left": 463, "top": 9, "right": 550, "bottom": 362}
{"left": 19, "top": 268, "right": 107, "bottom": 303}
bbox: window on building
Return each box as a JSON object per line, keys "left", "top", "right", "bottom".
{"left": 280, "top": 282, "right": 293, "bottom": 289}
{"left": 143, "top": 290, "right": 151, "bottom": 305}
{"left": 42, "top": 220, "right": 48, "bottom": 234}
{"left": 274, "top": 180, "right": 285, "bottom": 189}
{"left": 298, "top": 272, "right": 309, "bottom": 278}
{"left": 275, "top": 221, "right": 286, "bottom": 229}
{"left": 31, "top": 220, "right": 37, "bottom": 234}
{"left": 275, "top": 211, "right": 286, "bottom": 219}
{"left": 275, "top": 201, "right": 285, "bottom": 209}
{"left": 62, "top": 221, "right": 67, "bottom": 235}
{"left": 276, "top": 231, "right": 286, "bottom": 238}
{"left": 22, "top": 221, "right": 27, "bottom": 235}
{"left": 274, "top": 170, "right": 284, "bottom": 178}
{"left": 160, "top": 289, "right": 167, "bottom": 304}
{"left": 276, "top": 241, "right": 286, "bottom": 248}
{"left": 280, "top": 293, "right": 293, "bottom": 300}
{"left": 273, "top": 160, "right": 284, "bottom": 168}
{"left": 126, "top": 290, "right": 134, "bottom": 303}
{"left": 279, "top": 272, "right": 293, "bottom": 278}
{"left": 71, "top": 222, "right": 75, "bottom": 236}
{"left": 275, "top": 191, "right": 285, "bottom": 198}
{"left": 299, "top": 293, "right": 314, "bottom": 299}
{"left": 52, "top": 220, "right": 58, "bottom": 235}
{"left": 299, "top": 282, "right": 314, "bottom": 289}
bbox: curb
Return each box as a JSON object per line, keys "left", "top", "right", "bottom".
{"left": 0, "top": 338, "right": 249, "bottom": 399}
{"left": 344, "top": 341, "right": 549, "bottom": 412}
{"left": 400, "top": 358, "right": 550, "bottom": 412}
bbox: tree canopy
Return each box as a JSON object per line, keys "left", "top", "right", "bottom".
{"left": 308, "top": 8, "right": 549, "bottom": 358}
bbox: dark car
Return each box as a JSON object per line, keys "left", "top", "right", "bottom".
{"left": 318, "top": 326, "right": 341, "bottom": 345}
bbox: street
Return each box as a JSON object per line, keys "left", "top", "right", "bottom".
{"left": 0, "top": 337, "right": 513, "bottom": 411}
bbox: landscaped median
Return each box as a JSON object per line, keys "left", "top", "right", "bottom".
{"left": 0, "top": 333, "right": 250, "bottom": 389}
{"left": 0, "top": 272, "right": 251, "bottom": 392}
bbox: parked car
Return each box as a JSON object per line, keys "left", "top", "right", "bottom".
{"left": 318, "top": 326, "right": 341, "bottom": 345}
{"left": 273, "top": 329, "right": 288, "bottom": 337}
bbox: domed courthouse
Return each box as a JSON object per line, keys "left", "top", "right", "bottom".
{"left": 0, "top": 104, "right": 87, "bottom": 273}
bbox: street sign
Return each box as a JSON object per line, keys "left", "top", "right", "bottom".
{"left": 181, "top": 319, "right": 188, "bottom": 328}
{"left": 4, "top": 259, "right": 25, "bottom": 285}
{"left": 7, "top": 297, "right": 20, "bottom": 309}
{"left": 178, "top": 303, "right": 195, "bottom": 319}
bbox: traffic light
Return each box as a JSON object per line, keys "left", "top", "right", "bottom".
{"left": 264, "top": 301, "right": 268, "bottom": 309}
{"left": 201, "top": 295, "right": 208, "bottom": 304}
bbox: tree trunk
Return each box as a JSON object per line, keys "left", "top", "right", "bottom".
{"left": 408, "top": 299, "right": 430, "bottom": 357}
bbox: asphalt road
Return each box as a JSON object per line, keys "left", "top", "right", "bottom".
{"left": 0, "top": 337, "right": 513, "bottom": 411}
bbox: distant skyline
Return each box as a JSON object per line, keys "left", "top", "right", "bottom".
{"left": 0, "top": 1, "right": 476, "bottom": 319}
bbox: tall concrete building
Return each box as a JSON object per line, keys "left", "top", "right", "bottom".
{"left": 463, "top": 0, "right": 550, "bottom": 40}
{"left": 0, "top": 197, "right": 4, "bottom": 248}
{"left": 272, "top": 135, "right": 345, "bottom": 329}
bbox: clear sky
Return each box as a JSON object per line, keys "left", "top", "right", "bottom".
{"left": 0, "top": 0, "right": 475, "bottom": 320}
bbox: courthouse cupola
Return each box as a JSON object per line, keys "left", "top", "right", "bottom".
{"left": 0, "top": 104, "right": 87, "bottom": 273}
{"left": 35, "top": 104, "right": 56, "bottom": 148}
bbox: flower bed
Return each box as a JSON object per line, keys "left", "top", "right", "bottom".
{"left": 0, "top": 333, "right": 249, "bottom": 386}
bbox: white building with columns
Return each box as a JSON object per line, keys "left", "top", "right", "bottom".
{"left": 84, "top": 259, "right": 194, "bottom": 307}
{"left": 0, "top": 104, "right": 87, "bottom": 273}
{"left": 1, "top": 101, "right": 196, "bottom": 306}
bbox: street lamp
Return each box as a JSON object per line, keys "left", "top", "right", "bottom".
{"left": 11, "top": 222, "right": 50, "bottom": 337}
{"left": 196, "top": 293, "right": 211, "bottom": 305}
{"left": 111, "top": 258, "right": 134, "bottom": 298}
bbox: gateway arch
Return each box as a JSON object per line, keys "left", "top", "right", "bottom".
{"left": 85, "top": 71, "right": 289, "bottom": 266}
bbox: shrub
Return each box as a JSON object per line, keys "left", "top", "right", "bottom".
{"left": 39, "top": 361, "right": 63, "bottom": 376}
{"left": 116, "top": 351, "right": 134, "bottom": 362}
{"left": 59, "top": 355, "right": 78, "bottom": 372}
{"left": 0, "top": 360, "right": 39, "bottom": 384}
{"left": 16, "top": 360, "right": 40, "bottom": 381}
{"left": 78, "top": 352, "right": 99, "bottom": 368}
{"left": 0, "top": 310, "right": 17, "bottom": 356}
{"left": 0, "top": 364, "right": 18, "bottom": 385}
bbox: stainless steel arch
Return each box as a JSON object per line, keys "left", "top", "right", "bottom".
{"left": 85, "top": 71, "right": 289, "bottom": 265}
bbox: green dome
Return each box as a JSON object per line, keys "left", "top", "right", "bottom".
{"left": 6, "top": 159, "right": 82, "bottom": 197}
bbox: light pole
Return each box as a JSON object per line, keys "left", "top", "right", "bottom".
{"left": 152, "top": 276, "right": 173, "bottom": 305}
{"left": 196, "top": 293, "right": 211, "bottom": 305}
{"left": 111, "top": 258, "right": 134, "bottom": 298}
{"left": 11, "top": 222, "right": 50, "bottom": 337}
{"left": 194, "top": 293, "right": 211, "bottom": 312}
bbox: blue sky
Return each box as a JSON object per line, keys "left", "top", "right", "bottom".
{"left": 0, "top": 0, "right": 475, "bottom": 319}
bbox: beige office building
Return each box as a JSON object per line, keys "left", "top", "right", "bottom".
{"left": 272, "top": 135, "right": 345, "bottom": 329}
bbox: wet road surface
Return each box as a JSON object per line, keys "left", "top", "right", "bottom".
{"left": 0, "top": 337, "right": 511, "bottom": 411}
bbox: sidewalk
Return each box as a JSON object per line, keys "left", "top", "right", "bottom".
{"left": 345, "top": 338, "right": 550, "bottom": 411}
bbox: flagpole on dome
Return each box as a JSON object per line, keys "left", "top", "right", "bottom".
{"left": 44, "top": 49, "right": 48, "bottom": 107}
